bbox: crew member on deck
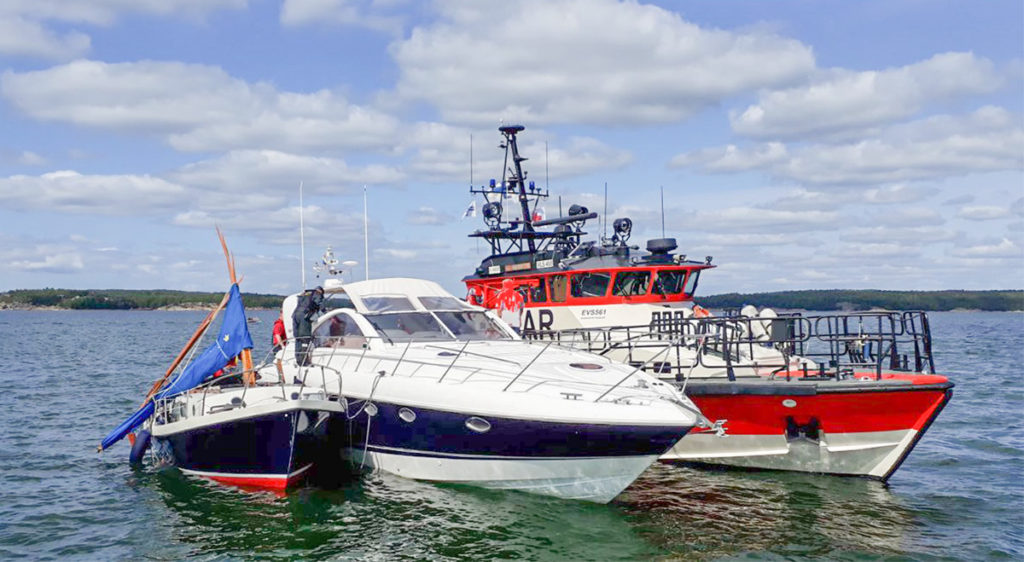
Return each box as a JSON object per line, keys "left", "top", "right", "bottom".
{"left": 272, "top": 313, "right": 287, "bottom": 375}
{"left": 292, "top": 286, "right": 324, "bottom": 366}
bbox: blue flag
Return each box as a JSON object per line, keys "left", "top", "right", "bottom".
{"left": 99, "top": 284, "right": 253, "bottom": 452}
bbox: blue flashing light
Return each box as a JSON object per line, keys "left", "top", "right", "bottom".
{"left": 489, "top": 178, "right": 496, "bottom": 188}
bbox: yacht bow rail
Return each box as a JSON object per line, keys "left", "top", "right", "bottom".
{"left": 521, "top": 310, "right": 937, "bottom": 382}
{"left": 275, "top": 334, "right": 676, "bottom": 403}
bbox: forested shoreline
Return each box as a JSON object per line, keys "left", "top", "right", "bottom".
{"left": 0, "top": 289, "right": 284, "bottom": 310}
{"left": 695, "top": 289, "right": 1023, "bottom": 312}
{"left": 1, "top": 288, "right": 1021, "bottom": 311}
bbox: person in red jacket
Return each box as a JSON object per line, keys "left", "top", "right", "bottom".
{"left": 272, "top": 313, "right": 287, "bottom": 376}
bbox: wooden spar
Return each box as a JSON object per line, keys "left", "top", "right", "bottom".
{"left": 217, "top": 227, "right": 255, "bottom": 384}
{"left": 139, "top": 290, "right": 232, "bottom": 407}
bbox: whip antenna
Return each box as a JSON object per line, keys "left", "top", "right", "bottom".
{"left": 299, "top": 181, "right": 306, "bottom": 290}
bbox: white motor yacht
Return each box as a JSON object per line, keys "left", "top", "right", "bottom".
{"left": 263, "top": 277, "right": 701, "bottom": 503}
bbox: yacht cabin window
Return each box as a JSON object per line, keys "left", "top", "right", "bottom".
{"left": 364, "top": 312, "right": 452, "bottom": 341}
{"left": 434, "top": 311, "right": 508, "bottom": 340}
{"left": 570, "top": 271, "right": 611, "bottom": 298}
{"left": 321, "top": 294, "right": 354, "bottom": 311}
{"left": 612, "top": 270, "right": 651, "bottom": 297}
{"left": 314, "top": 312, "right": 367, "bottom": 349}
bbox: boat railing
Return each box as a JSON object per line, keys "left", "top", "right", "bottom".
{"left": 521, "top": 310, "right": 937, "bottom": 381}
{"left": 279, "top": 334, "right": 681, "bottom": 403}
{"left": 154, "top": 347, "right": 335, "bottom": 425}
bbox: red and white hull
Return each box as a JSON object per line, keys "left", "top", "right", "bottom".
{"left": 663, "top": 374, "right": 953, "bottom": 479}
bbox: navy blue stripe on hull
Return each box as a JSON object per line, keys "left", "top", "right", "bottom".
{"left": 346, "top": 401, "right": 690, "bottom": 458}
{"left": 156, "top": 409, "right": 331, "bottom": 476}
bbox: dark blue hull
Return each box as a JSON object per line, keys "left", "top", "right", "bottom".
{"left": 154, "top": 408, "right": 335, "bottom": 489}
{"left": 345, "top": 400, "right": 690, "bottom": 460}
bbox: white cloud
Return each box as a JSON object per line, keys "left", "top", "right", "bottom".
{"left": 1, "top": 60, "right": 402, "bottom": 153}
{"left": 0, "top": 1, "right": 245, "bottom": 60}
{"left": 731, "top": 52, "right": 1004, "bottom": 139}
{"left": 406, "top": 207, "right": 452, "bottom": 226}
{"left": 171, "top": 150, "right": 405, "bottom": 194}
{"left": 842, "top": 225, "right": 957, "bottom": 244}
{"left": 0, "top": 170, "right": 187, "bottom": 215}
{"left": 391, "top": 0, "right": 814, "bottom": 125}
{"left": 674, "top": 107, "right": 1024, "bottom": 186}
{"left": 403, "top": 123, "right": 632, "bottom": 182}
{"left": 0, "top": 16, "right": 90, "bottom": 59}
{"left": 9, "top": 250, "right": 85, "bottom": 273}
{"left": 680, "top": 207, "right": 838, "bottom": 233}
{"left": 280, "top": 0, "right": 403, "bottom": 33}
{"left": 950, "top": 237, "right": 1022, "bottom": 258}
{"left": 957, "top": 205, "right": 1012, "bottom": 220}
{"left": 670, "top": 142, "right": 786, "bottom": 172}
{"left": 17, "top": 150, "right": 46, "bottom": 166}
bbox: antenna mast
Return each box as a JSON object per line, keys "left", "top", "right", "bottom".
{"left": 363, "top": 186, "right": 369, "bottom": 281}
{"left": 299, "top": 181, "right": 306, "bottom": 290}
{"left": 660, "top": 185, "right": 665, "bottom": 238}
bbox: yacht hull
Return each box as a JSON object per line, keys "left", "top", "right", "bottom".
{"left": 663, "top": 377, "right": 953, "bottom": 480}
{"left": 153, "top": 401, "right": 337, "bottom": 490}
{"left": 342, "top": 401, "right": 692, "bottom": 503}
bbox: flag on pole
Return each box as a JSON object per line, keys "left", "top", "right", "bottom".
{"left": 462, "top": 200, "right": 477, "bottom": 219}
{"left": 532, "top": 206, "right": 546, "bottom": 222}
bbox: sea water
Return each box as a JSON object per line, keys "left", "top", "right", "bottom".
{"left": 0, "top": 310, "right": 1020, "bottom": 560}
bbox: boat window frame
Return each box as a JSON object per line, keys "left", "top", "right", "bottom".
{"left": 549, "top": 274, "right": 567, "bottom": 303}
{"left": 652, "top": 268, "right": 688, "bottom": 296}
{"left": 611, "top": 270, "right": 652, "bottom": 297}
{"left": 528, "top": 276, "right": 547, "bottom": 303}
{"left": 683, "top": 270, "right": 700, "bottom": 297}
{"left": 570, "top": 271, "right": 612, "bottom": 299}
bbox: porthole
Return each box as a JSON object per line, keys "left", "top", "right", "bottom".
{"left": 465, "top": 416, "right": 491, "bottom": 433}
{"left": 398, "top": 407, "right": 416, "bottom": 423}
{"left": 364, "top": 402, "right": 378, "bottom": 416}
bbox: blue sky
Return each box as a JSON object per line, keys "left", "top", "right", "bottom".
{"left": 1, "top": 0, "right": 1021, "bottom": 296}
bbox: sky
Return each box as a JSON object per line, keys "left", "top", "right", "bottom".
{"left": 0, "top": 0, "right": 1022, "bottom": 297}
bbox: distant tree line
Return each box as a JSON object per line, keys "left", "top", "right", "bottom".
{"left": 697, "top": 289, "right": 1024, "bottom": 312}
{"left": 0, "top": 289, "right": 284, "bottom": 310}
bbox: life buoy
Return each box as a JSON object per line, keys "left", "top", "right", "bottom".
{"left": 693, "top": 304, "right": 712, "bottom": 318}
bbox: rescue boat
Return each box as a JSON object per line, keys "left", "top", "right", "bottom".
{"left": 461, "top": 124, "right": 953, "bottom": 480}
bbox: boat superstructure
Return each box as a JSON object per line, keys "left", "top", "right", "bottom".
{"left": 460, "top": 124, "right": 954, "bottom": 480}
{"left": 264, "top": 276, "right": 701, "bottom": 503}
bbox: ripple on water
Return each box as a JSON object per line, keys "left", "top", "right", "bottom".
{"left": 0, "top": 310, "right": 1021, "bottom": 560}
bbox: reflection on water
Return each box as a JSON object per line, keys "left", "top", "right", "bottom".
{"left": 147, "top": 460, "right": 919, "bottom": 561}
{"left": 149, "top": 467, "right": 660, "bottom": 560}
{"left": 620, "top": 463, "right": 913, "bottom": 559}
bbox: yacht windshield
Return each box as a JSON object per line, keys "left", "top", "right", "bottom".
{"left": 362, "top": 296, "right": 416, "bottom": 312}
{"left": 364, "top": 312, "right": 453, "bottom": 341}
{"left": 418, "top": 296, "right": 473, "bottom": 310}
{"left": 434, "top": 311, "right": 509, "bottom": 341}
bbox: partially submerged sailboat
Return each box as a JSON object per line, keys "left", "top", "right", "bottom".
{"left": 263, "top": 275, "right": 702, "bottom": 503}
{"left": 98, "top": 234, "right": 341, "bottom": 491}
{"left": 460, "top": 124, "right": 954, "bottom": 480}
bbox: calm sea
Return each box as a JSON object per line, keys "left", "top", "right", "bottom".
{"left": 0, "top": 310, "right": 1021, "bottom": 560}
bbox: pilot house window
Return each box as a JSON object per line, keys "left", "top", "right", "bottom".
{"left": 652, "top": 270, "right": 687, "bottom": 295}
{"left": 570, "top": 272, "right": 611, "bottom": 299}
{"left": 549, "top": 275, "right": 567, "bottom": 303}
{"left": 529, "top": 277, "right": 547, "bottom": 303}
{"left": 612, "top": 271, "right": 651, "bottom": 297}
